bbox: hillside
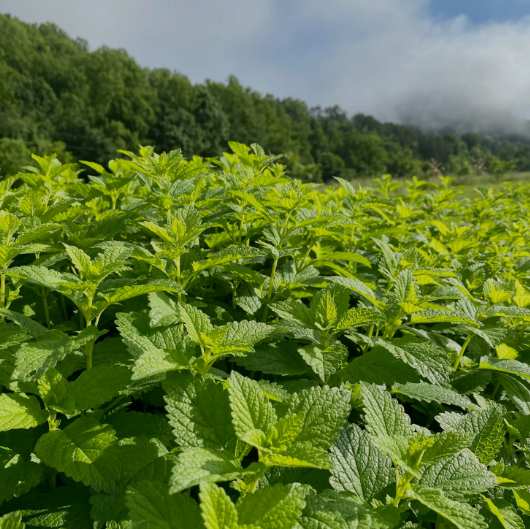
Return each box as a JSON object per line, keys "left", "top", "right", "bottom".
{"left": 1, "top": 12, "right": 530, "bottom": 181}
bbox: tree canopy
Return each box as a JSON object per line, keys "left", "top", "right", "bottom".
{"left": 2, "top": 13, "right": 530, "bottom": 181}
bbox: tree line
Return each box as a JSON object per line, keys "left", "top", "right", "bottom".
{"left": 1, "top": 13, "right": 530, "bottom": 181}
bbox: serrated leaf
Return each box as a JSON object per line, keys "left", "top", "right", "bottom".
{"left": 118, "top": 313, "right": 196, "bottom": 379}
{"left": 0, "top": 512, "right": 25, "bottom": 529}
{"left": 35, "top": 416, "right": 122, "bottom": 493}
{"left": 410, "top": 310, "right": 480, "bottom": 326}
{"left": 105, "top": 411, "right": 173, "bottom": 447}
{"left": 163, "top": 371, "right": 237, "bottom": 452}
{"left": 297, "top": 343, "right": 347, "bottom": 382}
{"left": 235, "top": 342, "right": 308, "bottom": 376}
{"left": 420, "top": 430, "right": 475, "bottom": 465}
{"left": 335, "top": 347, "right": 421, "bottom": 386}
{"left": 237, "top": 483, "right": 307, "bottom": 529}
{"left": 0, "top": 447, "right": 43, "bottom": 504}
{"left": 178, "top": 303, "right": 212, "bottom": 344}
{"left": 169, "top": 448, "right": 259, "bottom": 494}
{"left": 442, "top": 405, "right": 505, "bottom": 464}
{"left": 417, "top": 449, "right": 497, "bottom": 500}
{"left": 0, "top": 393, "right": 47, "bottom": 432}
{"left": 148, "top": 291, "right": 180, "bottom": 327}
{"left": 374, "top": 337, "right": 451, "bottom": 385}
{"left": 407, "top": 487, "right": 487, "bottom": 529}
{"left": 275, "top": 386, "right": 351, "bottom": 451}
{"left": 228, "top": 371, "right": 277, "bottom": 439}
{"left": 329, "top": 423, "right": 393, "bottom": 501}
{"left": 0, "top": 310, "right": 46, "bottom": 338}
{"left": 392, "top": 382, "right": 475, "bottom": 410}
{"left": 199, "top": 482, "right": 238, "bottom": 529}
{"left": 13, "top": 331, "right": 79, "bottom": 382}
{"left": 328, "top": 277, "right": 385, "bottom": 309}
{"left": 126, "top": 480, "right": 204, "bottom": 529}
{"left": 482, "top": 497, "right": 525, "bottom": 529}
{"left": 66, "top": 364, "right": 131, "bottom": 411}
{"left": 360, "top": 383, "right": 413, "bottom": 439}
{"left": 479, "top": 357, "right": 530, "bottom": 382}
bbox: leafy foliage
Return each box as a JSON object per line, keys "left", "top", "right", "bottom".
{"left": 0, "top": 142, "right": 529, "bottom": 529}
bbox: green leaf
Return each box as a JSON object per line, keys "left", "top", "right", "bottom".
{"left": 496, "top": 465, "right": 530, "bottom": 490}
{"left": 178, "top": 303, "right": 212, "bottom": 344}
{"left": 235, "top": 342, "right": 308, "bottom": 376}
{"left": 407, "top": 487, "right": 487, "bottom": 529}
{"left": 270, "top": 299, "right": 315, "bottom": 329}
{"left": 208, "top": 320, "right": 274, "bottom": 358}
{"left": 392, "top": 382, "right": 475, "bottom": 410}
{"left": 199, "top": 482, "right": 238, "bottom": 529}
{"left": 228, "top": 371, "right": 277, "bottom": 439}
{"left": 0, "top": 310, "right": 46, "bottom": 338}
{"left": 0, "top": 323, "right": 27, "bottom": 350}
{"left": 329, "top": 423, "right": 393, "bottom": 501}
{"left": 374, "top": 337, "right": 451, "bottom": 385}
{"left": 417, "top": 449, "right": 497, "bottom": 500}
{"left": 318, "top": 251, "right": 371, "bottom": 267}
{"left": 275, "top": 386, "right": 351, "bottom": 451}
{"left": 479, "top": 357, "right": 530, "bottom": 382}
{"left": 0, "top": 393, "right": 47, "bottom": 432}
{"left": 169, "top": 448, "right": 260, "bottom": 494}
{"left": 105, "top": 411, "right": 173, "bottom": 447}
{"left": 65, "top": 364, "right": 131, "bottom": 411}
{"left": 118, "top": 312, "right": 196, "bottom": 379}
{"left": 410, "top": 310, "right": 480, "bottom": 326}
{"left": 420, "top": 430, "right": 475, "bottom": 465}
{"left": 164, "top": 371, "right": 237, "bottom": 452}
{"left": 148, "top": 291, "right": 179, "bottom": 327}
{"left": 0, "top": 512, "right": 24, "bottom": 529}
{"left": 0, "top": 484, "right": 92, "bottom": 528}
{"left": 360, "top": 382, "right": 413, "bottom": 439}
{"left": 126, "top": 480, "right": 204, "bottom": 529}
{"left": 334, "top": 307, "right": 383, "bottom": 331}
{"left": 6, "top": 265, "right": 74, "bottom": 291}
{"left": 237, "top": 483, "right": 307, "bottom": 529}
{"left": 64, "top": 244, "right": 92, "bottom": 276}
{"left": 297, "top": 343, "right": 347, "bottom": 383}
{"left": 335, "top": 347, "right": 421, "bottom": 386}
{"left": 0, "top": 447, "right": 43, "bottom": 504}
{"left": 328, "top": 277, "right": 385, "bottom": 309}
{"left": 35, "top": 416, "right": 122, "bottom": 493}
{"left": 482, "top": 497, "right": 525, "bottom": 529}
{"left": 99, "top": 279, "right": 185, "bottom": 307}
{"left": 442, "top": 405, "right": 505, "bottom": 464}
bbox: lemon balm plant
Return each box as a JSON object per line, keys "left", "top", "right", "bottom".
{"left": 0, "top": 142, "right": 530, "bottom": 529}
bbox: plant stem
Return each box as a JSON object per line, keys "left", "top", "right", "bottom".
{"left": 393, "top": 463, "right": 401, "bottom": 506}
{"left": 238, "top": 213, "right": 245, "bottom": 244}
{"left": 262, "top": 257, "right": 278, "bottom": 322}
{"left": 248, "top": 475, "right": 260, "bottom": 493}
{"left": 362, "top": 325, "right": 374, "bottom": 354}
{"left": 453, "top": 333, "right": 472, "bottom": 372}
{"left": 60, "top": 295, "right": 68, "bottom": 320}
{"left": 41, "top": 287, "right": 50, "bottom": 327}
{"left": 175, "top": 256, "right": 182, "bottom": 302}
{"left": 0, "top": 273, "right": 5, "bottom": 322}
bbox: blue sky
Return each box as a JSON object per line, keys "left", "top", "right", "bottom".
{"left": 431, "top": 0, "right": 530, "bottom": 23}
{"left": 1, "top": 0, "right": 530, "bottom": 132}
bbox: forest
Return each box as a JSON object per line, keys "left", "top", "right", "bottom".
{"left": 2, "top": 13, "right": 530, "bottom": 182}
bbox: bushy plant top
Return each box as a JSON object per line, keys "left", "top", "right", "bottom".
{"left": 0, "top": 142, "right": 530, "bottom": 528}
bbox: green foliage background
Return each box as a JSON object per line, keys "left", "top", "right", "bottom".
{"left": 0, "top": 142, "right": 530, "bottom": 528}
{"left": 2, "top": 13, "right": 530, "bottom": 181}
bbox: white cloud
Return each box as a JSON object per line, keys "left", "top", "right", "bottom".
{"left": 2, "top": 0, "right": 530, "bottom": 133}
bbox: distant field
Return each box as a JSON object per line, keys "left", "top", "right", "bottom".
{"left": 328, "top": 171, "right": 530, "bottom": 199}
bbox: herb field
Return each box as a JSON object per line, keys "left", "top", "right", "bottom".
{"left": 1, "top": 143, "right": 530, "bottom": 529}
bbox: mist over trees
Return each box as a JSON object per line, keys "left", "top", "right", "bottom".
{"left": 1, "top": 13, "right": 530, "bottom": 181}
